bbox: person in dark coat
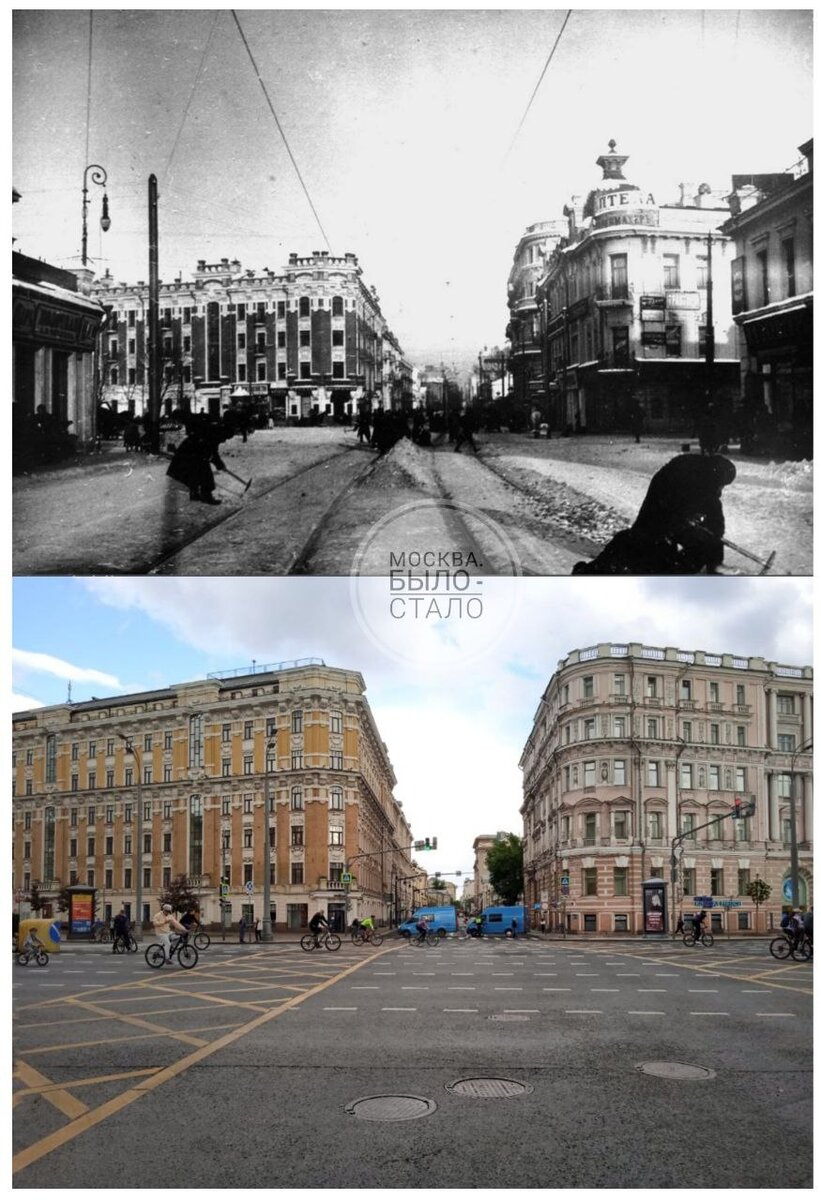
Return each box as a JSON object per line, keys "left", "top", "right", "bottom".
{"left": 166, "top": 415, "right": 226, "bottom": 505}
{"left": 356, "top": 407, "right": 371, "bottom": 445}
{"left": 453, "top": 407, "right": 477, "bottom": 453}
{"left": 572, "top": 453, "right": 736, "bottom": 575}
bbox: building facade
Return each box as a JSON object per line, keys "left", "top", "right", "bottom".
{"left": 520, "top": 643, "right": 812, "bottom": 936}
{"left": 506, "top": 219, "right": 566, "bottom": 421}
{"left": 88, "top": 251, "right": 409, "bottom": 424}
{"left": 12, "top": 661, "right": 414, "bottom": 933}
{"left": 720, "top": 139, "right": 813, "bottom": 459}
{"left": 538, "top": 142, "right": 739, "bottom": 437}
{"left": 13, "top": 250, "right": 106, "bottom": 461}
{"left": 470, "top": 835, "right": 502, "bottom": 913}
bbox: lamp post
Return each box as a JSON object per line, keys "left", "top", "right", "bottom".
{"left": 788, "top": 738, "right": 812, "bottom": 910}
{"left": 117, "top": 733, "right": 143, "bottom": 941}
{"left": 81, "top": 163, "right": 111, "bottom": 267}
{"left": 262, "top": 733, "right": 277, "bottom": 942}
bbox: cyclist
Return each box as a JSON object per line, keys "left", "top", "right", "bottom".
{"left": 691, "top": 909, "right": 707, "bottom": 945}
{"left": 415, "top": 915, "right": 431, "bottom": 943}
{"left": 359, "top": 915, "right": 376, "bottom": 942}
{"left": 180, "top": 909, "right": 200, "bottom": 934}
{"left": 473, "top": 913, "right": 485, "bottom": 938}
{"left": 308, "top": 911, "right": 330, "bottom": 948}
{"left": 112, "top": 908, "right": 130, "bottom": 953}
{"left": 22, "top": 928, "right": 44, "bottom": 955}
{"left": 152, "top": 902, "right": 187, "bottom": 963}
{"left": 790, "top": 909, "right": 805, "bottom": 951}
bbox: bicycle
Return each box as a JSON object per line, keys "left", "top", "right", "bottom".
{"left": 16, "top": 936, "right": 49, "bottom": 967}
{"left": 352, "top": 929, "right": 383, "bottom": 947}
{"left": 113, "top": 931, "right": 138, "bottom": 954}
{"left": 182, "top": 922, "right": 211, "bottom": 951}
{"left": 409, "top": 931, "right": 437, "bottom": 950}
{"left": 300, "top": 930, "right": 341, "bottom": 952}
{"left": 682, "top": 928, "right": 714, "bottom": 948}
{"left": 91, "top": 922, "right": 110, "bottom": 944}
{"left": 144, "top": 932, "right": 198, "bottom": 969}
{"left": 770, "top": 931, "right": 812, "bottom": 961}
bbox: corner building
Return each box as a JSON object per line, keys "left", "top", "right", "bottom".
{"left": 12, "top": 661, "right": 413, "bottom": 933}
{"left": 520, "top": 644, "right": 812, "bottom": 935}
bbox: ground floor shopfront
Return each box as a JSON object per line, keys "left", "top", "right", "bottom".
{"left": 524, "top": 850, "right": 812, "bottom": 936}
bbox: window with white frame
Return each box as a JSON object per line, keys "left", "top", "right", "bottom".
{"left": 647, "top": 761, "right": 660, "bottom": 787}
{"left": 613, "top": 759, "right": 626, "bottom": 785}
{"left": 709, "top": 765, "right": 720, "bottom": 790}
{"left": 613, "top": 810, "right": 628, "bottom": 839}
{"left": 583, "top": 761, "right": 596, "bottom": 787}
{"left": 681, "top": 763, "right": 693, "bottom": 789}
{"left": 647, "top": 811, "right": 662, "bottom": 839}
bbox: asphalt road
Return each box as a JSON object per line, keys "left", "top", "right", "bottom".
{"left": 13, "top": 936, "right": 811, "bottom": 1188}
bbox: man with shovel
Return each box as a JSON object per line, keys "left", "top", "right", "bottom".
{"left": 166, "top": 413, "right": 227, "bottom": 506}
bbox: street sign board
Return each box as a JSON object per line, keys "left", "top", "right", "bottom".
{"left": 693, "top": 896, "right": 714, "bottom": 907}
{"left": 560, "top": 875, "right": 570, "bottom": 895}
{"left": 220, "top": 884, "right": 229, "bottom": 899}
{"left": 341, "top": 872, "right": 352, "bottom": 884}
{"left": 715, "top": 899, "right": 742, "bottom": 908}
{"left": 244, "top": 881, "right": 254, "bottom": 895}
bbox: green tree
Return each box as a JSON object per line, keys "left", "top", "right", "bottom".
{"left": 28, "top": 883, "right": 44, "bottom": 914}
{"left": 56, "top": 886, "right": 72, "bottom": 914}
{"left": 161, "top": 875, "right": 200, "bottom": 915}
{"left": 746, "top": 877, "right": 772, "bottom": 933}
{"left": 486, "top": 834, "right": 524, "bottom": 905}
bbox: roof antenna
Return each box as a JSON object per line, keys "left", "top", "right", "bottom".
{"left": 67, "top": 680, "right": 72, "bottom": 703}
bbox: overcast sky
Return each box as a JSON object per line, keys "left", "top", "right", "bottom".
{"left": 12, "top": 576, "right": 813, "bottom": 878}
{"left": 12, "top": 6, "right": 812, "bottom": 371}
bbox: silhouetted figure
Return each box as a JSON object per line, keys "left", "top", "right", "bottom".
{"left": 166, "top": 415, "right": 226, "bottom": 505}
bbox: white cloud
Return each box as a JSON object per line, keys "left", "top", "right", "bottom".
{"left": 12, "top": 648, "right": 123, "bottom": 688}
{"left": 12, "top": 692, "right": 44, "bottom": 712}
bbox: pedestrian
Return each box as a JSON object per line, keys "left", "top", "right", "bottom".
{"left": 674, "top": 914, "right": 685, "bottom": 937}
{"left": 356, "top": 407, "right": 371, "bottom": 445}
{"left": 540, "top": 919, "right": 546, "bottom": 935}
{"left": 631, "top": 403, "right": 645, "bottom": 444}
{"left": 254, "top": 917, "right": 261, "bottom": 943}
{"left": 453, "top": 407, "right": 477, "bottom": 453}
{"left": 572, "top": 452, "right": 736, "bottom": 575}
{"left": 239, "top": 915, "right": 246, "bottom": 944}
{"left": 166, "top": 414, "right": 227, "bottom": 505}
{"left": 510, "top": 917, "right": 517, "bottom": 938}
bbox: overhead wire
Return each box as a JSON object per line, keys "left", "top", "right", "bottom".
{"left": 163, "top": 11, "right": 222, "bottom": 185}
{"left": 230, "top": 9, "right": 333, "bottom": 254}
{"left": 501, "top": 10, "right": 572, "bottom": 169}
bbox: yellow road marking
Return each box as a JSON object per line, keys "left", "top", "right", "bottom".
{"left": 14, "top": 1067, "right": 159, "bottom": 1104}
{"left": 22, "top": 1031, "right": 202, "bottom": 1056}
{"left": 14, "top": 1061, "right": 89, "bottom": 1120}
{"left": 586, "top": 947, "right": 812, "bottom": 996}
{"left": 65, "top": 998, "right": 208, "bottom": 1048}
{"left": 13, "top": 945, "right": 395, "bottom": 1174}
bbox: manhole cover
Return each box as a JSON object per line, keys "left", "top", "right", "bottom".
{"left": 446, "top": 1077, "right": 533, "bottom": 1098}
{"left": 489, "top": 1013, "right": 530, "bottom": 1021}
{"left": 637, "top": 1061, "right": 716, "bottom": 1081}
{"left": 344, "top": 1094, "right": 436, "bottom": 1121}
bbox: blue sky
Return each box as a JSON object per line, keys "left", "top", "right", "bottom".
{"left": 11, "top": 576, "right": 814, "bottom": 877}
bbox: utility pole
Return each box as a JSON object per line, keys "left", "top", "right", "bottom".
{"left": 705, "top": 229, "right": 715, "bottom": 410}
{"left": 147, "top": 174, "right": 161, "bottom": 451}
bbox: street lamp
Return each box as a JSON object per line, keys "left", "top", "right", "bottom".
{"left": 81, "top": 163, "right": 111, "bottom": 267}
{"left": 788, "top": 738, "right": 812, "bottom": 910}
{"left": 116, "top": 732, "right": 143, "bottom": 941}
{"left": 262, "top": 733, "right": 277, "bottom": 942}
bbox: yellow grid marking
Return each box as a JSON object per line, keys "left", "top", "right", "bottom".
{"left": 14, "top": 1061, "right": 89, "bottom": 1121}
{"left": 13, "top": 945, "right": 395, "bottom": 1174}
{"left": 64, "top": 997, "right": 208, "bottom": 1047}
{"left": 586, "top": 946, "right": 813, "bottom": 996}
{"left": 13, "top": 1067, "right": 158, "bottom": 1104}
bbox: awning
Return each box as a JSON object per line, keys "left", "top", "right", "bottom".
{"left": 13, "top": 278, "right": 105, "bottom": 351}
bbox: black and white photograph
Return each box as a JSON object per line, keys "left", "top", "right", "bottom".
{"left": 12, "top": 8, "right": 813, "bottom": 576}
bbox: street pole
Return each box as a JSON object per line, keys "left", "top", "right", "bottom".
{"left": 262, "top": 734, "right": 276, "bottom": 942}
{"left": 81, "top": 163, "right": 110, "bottom": 267}
{"left": 117, "top": 733, "right": 143, "bottom": 941}
{"left": 147, "top": 174, "right": 161, "bottom": 450}
{"left": 789, "top": 739, "right": 812, "bottom": 910}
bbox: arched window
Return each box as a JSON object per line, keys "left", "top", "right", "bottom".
{"left": 299, "top": 296, "right": 310, "bottom": 318}
{"left": 332, "top": 295, "right": 344, "bottom": 317}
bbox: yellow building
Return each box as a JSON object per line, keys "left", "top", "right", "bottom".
{"left": 12, "top": 660, "right": 414, "bottom": 933}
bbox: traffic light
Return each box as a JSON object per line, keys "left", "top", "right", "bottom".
{"left": 733, "top": 797, "right": 742, "bottom": 819}
{"left": 734, "top": 797, "right": 756, "bottom": 818}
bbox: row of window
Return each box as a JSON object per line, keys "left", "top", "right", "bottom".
{"left": 572, "top": 864, "right": 752, "bottom": 899}
{"left": 121, "top": 297, "right": 350, "bottom": 326}
{"left": 16, "top": 786, "right": 345, "bottom": 828}
{"left": 21, "top": 823, "right": 342, "bottom": 860}
{"left": 566, "top": 715, "right": 772, "bottom": 747}
{"left": 111, "top": 328, "right": 348, "bottom": 359}
{"left": 569, "top": 673, "right": 800, "bottom": 709}
{"left": 555, "top": 810, "right": 752, "bottom": 843}
{"left": 560, "top": 758, "right": 787, "bottom": 792}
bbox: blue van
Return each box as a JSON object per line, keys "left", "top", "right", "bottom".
{"left": 398, "top": 906, "right": 457, "bottom": 938}
{"left": 480, "top": 905, "right": 526, "bottom": 936}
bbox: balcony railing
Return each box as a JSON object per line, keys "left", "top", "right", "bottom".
{"left": 594, "top": 283, "right": 634, "bottom": 305}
